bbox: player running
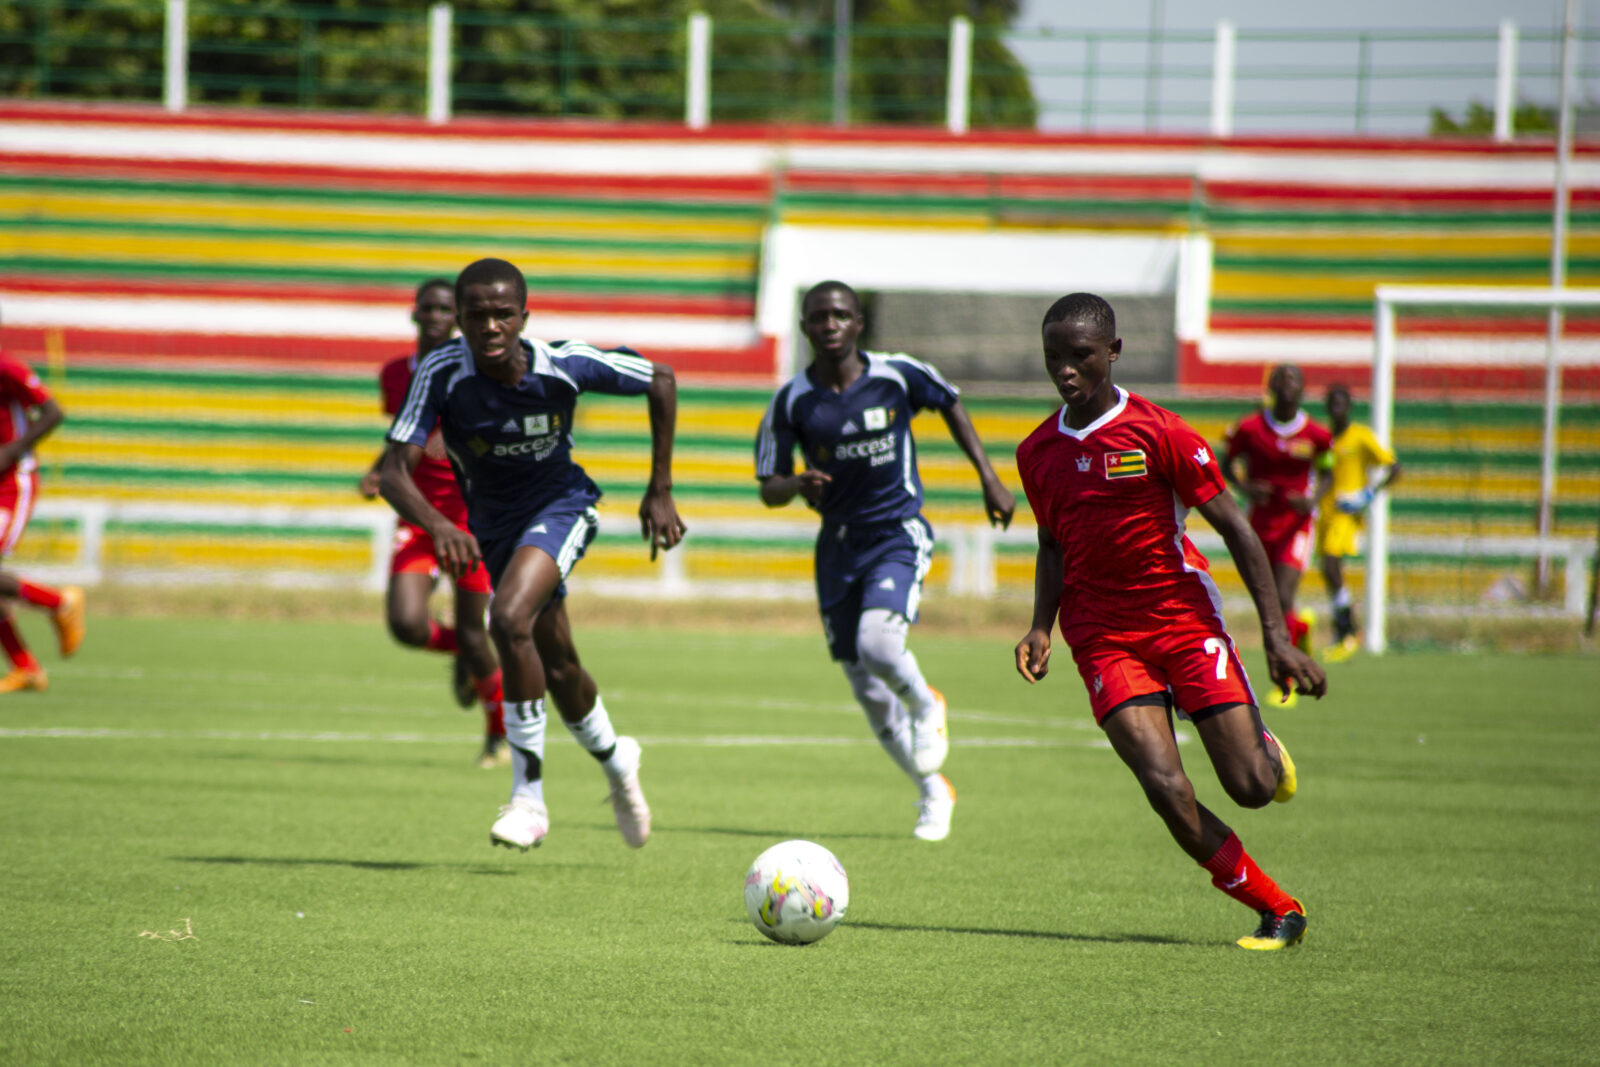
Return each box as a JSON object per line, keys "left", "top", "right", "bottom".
{"left": 1221, "top": 364, "right": 1331, "bottom": 707}
{"left": 1315, "top": 383, "right": 1401, "bottom": 662}
{"left": 0, "top": 327, "right": 84, "bottom": 693}
{"left": 1014, "top": 293, "right": 1325, "bottom": 951}
{"left": 381, "top": 258, "right": 685, "bottom": 852}
{"left": 755, "top": 280, "right": 1015, "bottom": 842}
{"left": 359, "top": 279, "right": 505, "bottom": 767}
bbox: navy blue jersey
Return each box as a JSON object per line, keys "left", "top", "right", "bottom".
{"left": 388, "top": 336, "right": 653, "bottom": 541}
{"left": 754, "top": 351, "right": 959, "bottom": 525}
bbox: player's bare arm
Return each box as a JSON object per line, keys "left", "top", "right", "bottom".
{"left": 1015, "top": 524, "right": 1063, "bottom": 683}
{"left": 1197, "top": 491, "right": 1326, "bottom": 699}
{"left": 940, "top": 401, "right": 1015, "bottom": 529}
{"left": 759, "top": 470, "right": 831, "bottom": 508}
{"left": 1222, "top": 450, "right": 1271, "bottom": 506}
{"left": 0, "top": 397, "right": 64, "bottom": 477}
{"left": 379, "top": 441, "right": 480, "bottom": 577}
{"left": 359, "top": 443, "right": 389, "bottom": 500}
{"left": 640, "top": 362, "right": 687, "bottom": 561}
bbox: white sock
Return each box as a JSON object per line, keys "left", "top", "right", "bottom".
{"left": 855, "top": 609, "right": 938, "bottom": 714}
{"left": 1332, "top": 587, "right": 1352, "bottom": 610}
{"left": 503, "top": 698, "right": 546, "bottom": 807}
{"left": 843, "top": 661, "right": 922, "bottom": 784}
{"left": 564, "top": 695, "right": 622, "bottom": 772}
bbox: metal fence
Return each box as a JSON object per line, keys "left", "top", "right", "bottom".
{"left": 0, "top": 0, "right": 1592, "bottom": 136}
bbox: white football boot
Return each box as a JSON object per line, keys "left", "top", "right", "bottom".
{"left": 910, "top": 688, "right": 950, "bottom": 776}
{"left": 912, "top": 775, "right": 957, "bottom": 842}
{"left": 604, "top": 736, "right": 651, "bottom": 848}
{"left": 489, "top": 798, "right": 549, "bottom": 851}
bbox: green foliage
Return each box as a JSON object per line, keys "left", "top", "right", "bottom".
{"left": 1431, "top": 98, "right": 1556, "bottom": 137}
{"left": 0, "top": 0, "right": 1038, "bottom": 126}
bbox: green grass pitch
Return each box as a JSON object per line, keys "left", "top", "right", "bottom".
{"left": 1, "top": 613, "right": 1596, "bottom": 1065}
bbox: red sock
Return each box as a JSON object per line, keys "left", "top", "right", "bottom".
{"left": 1201, "top": 832, "right": 1298, "bottom": 915}
{"left": 15, "top": 581, "right": 62, "bottom": 610}
{"left": 425, "top": 622, "right": 457, "bottom": 653}
{"left": 0, "top": 616, "right": 40, "bottom": 672}
{"left": 474, "top": 669, "right": 503, "bottom": 705}
{"left": 1286, "top": 613, "right": 1308, "bottom": 648}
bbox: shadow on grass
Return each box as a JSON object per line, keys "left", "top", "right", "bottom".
{"left": 840, "top": 920, "right": 1197, "bottom": 946}
{"left": 671, "top": 825, "right": 903, "bottom": 842}
{"left": 172, "top": 855, "right": 528, "bottom": 875}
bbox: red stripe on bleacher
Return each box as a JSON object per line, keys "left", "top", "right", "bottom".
{"left": 0, "top": 275, "right": 755, "bottom": 319}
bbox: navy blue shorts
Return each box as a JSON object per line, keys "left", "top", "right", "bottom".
{"left": 814, "top": 516, "right": 934, "bottom": 661}
{"left": 480, "top": 505, "right": 600, "bottom": 598}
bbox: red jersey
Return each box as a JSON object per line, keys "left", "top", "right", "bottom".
{"left": 0, "top": 355, "right": 52, "bottom": 488}
{"left": 1016, "top": 389, "right": 1232, "bottom": 647}
{"left": 379, "top": 353, "right": 469, "bottom": 527}
{"left": 1223, "top": 409, "right": 1332, "bottom": 516}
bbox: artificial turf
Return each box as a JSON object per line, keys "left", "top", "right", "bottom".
{"left": 1, "top": 614, "right": 1595, "bottom": 1065}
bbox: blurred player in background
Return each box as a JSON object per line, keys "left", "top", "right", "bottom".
{"left": 1315, "top": 383, "right": 1401, "bottom": 662}
{"left": 1014, "top": 292, "right": 1325, "bottom": 951}
{"left": 382, "top": 257, "right": 684, "bottom": 853}
{"left": 1222, "top": 364, "right": 1331, "bottom": 707}
{"left": 0, "top": 308, "right": 84, "bottom": 693}
{"left": 755, "top": 280, "right": 1015, "bottom": 842}
{"left": 360, "top": 278, "right": 505, "bottom": 767}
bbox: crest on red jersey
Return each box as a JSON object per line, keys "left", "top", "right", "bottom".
{"left": 1104, "top": 450, "right": 1147, "bottom": 479}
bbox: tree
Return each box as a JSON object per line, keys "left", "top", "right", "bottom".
{"left": 1430, "top": 99, "right": 1555, "bottom": 137}
{"left": 0, "top": 0, "right": 1038, "bottom": 128}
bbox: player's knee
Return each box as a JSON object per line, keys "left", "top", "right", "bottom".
{"left": 386, "top": 614, "right": 430, "bottom": 648}
{"left": 853, "top": 614, "right": 907, "bottom": 675}
{"left": 1222, "top": 763, "right": 1277, "bottom": 809}
{"left": 487, "top": 602, "right": 533, "bottom": 647}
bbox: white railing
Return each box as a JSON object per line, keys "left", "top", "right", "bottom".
{"left": 21, "top": 500, "right": 1594, "bottom": 617}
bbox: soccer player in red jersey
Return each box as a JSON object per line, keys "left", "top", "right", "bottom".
{"left": 0, "top": 318, "right": 84, "bottom": 693}
{"left": 1222, "top": 365, "right": 1332, "bottom": 704}
{"left": 359, "top": 279, "right": 504, "bottom": 765}
{"left": 1014, "top": 293, "right": 1326, "bottom": 950}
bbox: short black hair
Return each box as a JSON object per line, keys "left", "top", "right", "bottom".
{"left": 1042, "top": 292, "right": 1116, "bottom": 340}
{"left": 414, "top": 277, "right": 453, "bottom": 302}
{"left": 803, "top": 280, "right": 860, "bottom": 312}
{"left": 455, "top": 258, "right": 527, "bottom": 308}
{"left": 1326, "top": 382, "right": 1352, "bottom": 403}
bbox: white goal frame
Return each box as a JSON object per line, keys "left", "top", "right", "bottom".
{"left": 1369, "top": 284, "right": 1600, "bottom": 653}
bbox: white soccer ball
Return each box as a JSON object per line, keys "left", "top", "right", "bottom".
{"left": 743, "top": 839, "right": 850, "bottom": 945}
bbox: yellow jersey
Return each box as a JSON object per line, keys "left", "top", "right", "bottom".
{"left": 1322, "top": 422, "right": 1396, "bottom": 499}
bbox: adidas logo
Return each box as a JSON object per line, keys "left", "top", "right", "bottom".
{"left": 841, "top": 419, "right": 859, "bottom": 434}
{"left": 877, "top": 577, "right": 895, "bottom": 590}
{"left": 529, "top": 523, "right": 548, "bottom": 534}
{"left": 501, "top": 419, "right": 520, "bottom": 433}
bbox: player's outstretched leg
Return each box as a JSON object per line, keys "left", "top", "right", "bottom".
{"left": 535, "top": 601, "right": 650, "bottom": 848}
{"left": 843, "top": 661, "right": 955, "bottom": 840}
{"left": 1106, "top": 699, "right": 1306, "bottom": 949}
{"left": 0, "top": 608, "right": 47, "bottom": 693}
{"left": 485, "top": 547, "right": 563, "bottom": 851}
{"left": 491, "top": 697, "right": 549, "bottom": 851}
{"left": 854, "top": 609, "right": 947, "bottom": 776}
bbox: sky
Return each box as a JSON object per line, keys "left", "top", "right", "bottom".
{"left": 1007, "top": 0, "right": 1596, "bottom": 135}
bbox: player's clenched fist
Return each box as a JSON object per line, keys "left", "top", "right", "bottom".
{"left": 1014, "top": 629, "right": 1052, "bottom": 683}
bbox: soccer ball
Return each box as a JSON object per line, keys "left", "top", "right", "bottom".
{"left": 743, "top": 839, "right": 849, "bottom": 945}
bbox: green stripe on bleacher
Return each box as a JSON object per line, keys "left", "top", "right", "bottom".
{"left": 0, "top": 174, "right": 770, "bottom": 220}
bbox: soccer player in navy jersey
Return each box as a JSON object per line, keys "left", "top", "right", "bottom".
{"left": 381, "top": 258, "right": 686, "bottom": 853}
{"left": 755, "top": 281, "right": 1014, "bottom": 842}
{"left": 1014, "top": 292, "right": 1325, "bottom": 949}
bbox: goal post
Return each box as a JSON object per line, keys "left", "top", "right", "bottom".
{"left": 1368, "top": 284, "right": 1600, "bottom": 653}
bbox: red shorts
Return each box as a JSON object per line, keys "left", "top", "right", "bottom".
{"left": 1252, "top": 512, "right": 1313, "bottom": 571}
{"left": 390, "top": 521, "right": 492, "bottom": 594}
{"left": 0, "top": 474, "right": 39, "bottom": 558}
{"left": 1069, "top": 621, "right": 1257, "bottom": 724}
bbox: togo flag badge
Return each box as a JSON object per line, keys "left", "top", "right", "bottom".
{"left": 1104, "top": 450, "right": 1147, "bottom": 479}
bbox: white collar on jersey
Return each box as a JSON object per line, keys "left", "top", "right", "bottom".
{"left": 1055, "top": 386, "right": 1128, "bottom": 441}
{"left": 1263, "top": 409, "right": 1308, "bottom": 436}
